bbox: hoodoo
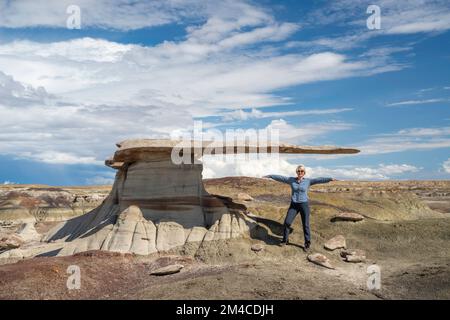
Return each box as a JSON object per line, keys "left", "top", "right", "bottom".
{"left": 3, "top": 139, "right": 360, "bottom": 258}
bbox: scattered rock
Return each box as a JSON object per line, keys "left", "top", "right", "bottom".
{"left": 324, "top": 235, "right": 346, "bottom": 250}
{"left": 150, "top": 264, "right": 184, "bottom": 276}
{"left": 251, "top": 244, "right": 264, "bottom": 252}
{"left": 0, "top": 234, "right": 24, "bottom": 251}
{"left": 341, "top": 249, "right": 366, "bottom": 263}
{"left": 331, "top": 212, "right": 364, "bottom": 222}
{"left": 236, "top": 193, "right": 254, "bottom": 201}
{"left": 307, "top": 253, "right": 335, "bottom": 269}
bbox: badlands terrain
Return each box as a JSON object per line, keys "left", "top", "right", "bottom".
{"left": 0, "top": 178, "right": 449, "bottom": 299}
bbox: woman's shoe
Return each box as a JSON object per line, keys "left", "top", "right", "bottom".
{"left": 278, "top": 240, "right": 288, "bottom": 247}
{"left": 303, "top": 241, "right": 311, "bottom": 252}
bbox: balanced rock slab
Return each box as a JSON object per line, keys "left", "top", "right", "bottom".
{"left": 324, "top": 235, "right": 346, "bottom": 251}
{"left": 307, "top": 253, "right": 335, "bottom": 269}
{"left": 331, "top": 212, "right": 364, "bottom": 222}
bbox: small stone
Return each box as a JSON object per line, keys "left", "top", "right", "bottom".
{"left": 324, "top": 235, "right": 346, "bottom": 251}
{"left": 236, "top": 193, "right": 254, "bottom": 201}
{"left": 331, "top": 212, "right": 364, "bottom": 222}
{"left": 150, "top": 264, "right": 184, "bottom": 276}
{"left": 251, "top": 244, "right": 264, "bottom": 252}
{"left": 341, "top": 249, "right": 366, "bottom": 263}
{"left": 307, "top": 253, "right": 335, "bottom": 269}
{"left": 0, "top": 234, "right": 24, "bottom": 251}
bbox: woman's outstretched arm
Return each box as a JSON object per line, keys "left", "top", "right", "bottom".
{"left": 263, "top": 174, "right": 291, "bottom": 184}
{"left": 309, "top": 177, "right": 336, "bottom": 185}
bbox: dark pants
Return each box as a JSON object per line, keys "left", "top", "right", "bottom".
{"left": 283, "top": 201, "right": 311, "bottom": 244}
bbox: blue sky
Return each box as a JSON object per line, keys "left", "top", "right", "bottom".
{"left": 0, "top": 0, "right": 449, "bottom": 185}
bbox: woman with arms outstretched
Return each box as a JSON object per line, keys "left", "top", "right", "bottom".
{"left": 264, "top": 165, "right": 336, "bottom": 251}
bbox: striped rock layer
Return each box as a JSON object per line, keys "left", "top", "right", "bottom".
{"left": 43, "top": 159, "right": 256, "bottom": 256}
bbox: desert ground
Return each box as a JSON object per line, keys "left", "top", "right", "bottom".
{"left": 0, "top": 178, "right": 449, "bottom": 299}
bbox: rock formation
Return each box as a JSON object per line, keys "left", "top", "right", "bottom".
{"left": 0, "top": 139, "right": 359, "bottom": 260}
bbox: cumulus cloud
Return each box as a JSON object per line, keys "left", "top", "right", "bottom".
{"left": 443, "top": 159, "right": 450, "bottom": 173}
{"left": 0, "top": 1, "right": 398, "bottom": 166}
{"left": 357, "top": 126, "right": 450, "bottom": 155}
{"left": 0, "top": 0, "right": 425, "bottom": 166}
{"left": 202, "top": 155, "right": 420, "bottom": 180}
{"left": 266, "top": 119, "right": 354, "bottom": 143}
{"left": 0, "top": 71, "right": 53, "bottom": 107}
{"left": 85, "top": 172, "right": 116, "bottom": 185}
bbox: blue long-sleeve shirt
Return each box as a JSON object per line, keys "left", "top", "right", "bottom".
{"left": 267, "top": 175, "right": 333, "bottom": 203}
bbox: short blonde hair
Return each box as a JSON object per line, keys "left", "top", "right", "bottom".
{"left": 296, "top": 165, "right": 306, "bottom": 173}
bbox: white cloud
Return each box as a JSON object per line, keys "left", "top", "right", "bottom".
{"left": 359, "top": 126, "right": 450, "bottom": 155}
{"left": 0, "top": 38, "right": 387, "bottom": 109}
{"left": 0, "top": 0, "right": 205, "bottom": 30}
{"left": 0, "top": 1, "right": 419, "bottom": 165}
{"left": 443, "top": 159, "right": 450, "bottom": 173}
{"left": 306, "top": 164, "right": 420, "bottom": 180}
{"left": 202, "top": 155, "right": 420, "bottom": 180}
{"left": 2, "top": 181, "right": 16, "bottom": 185}
{"left": 85, "top": 173, "right": 115, "bottom": 185}
{"left": 386, "top": 98, "right": 447, "bottom": 106}
{"left": 0, "top": 101, "right": 193, "bottom": 164}
{"left": 307, "top": 0, "right": 450, "bottom": 35}
{"left": 266, "top": 119, "right": 354, "bottom": 143}
{"left": 386, "top": 12, "right": 450, "bottom": 34}
{"left": 0, "top": 71, "right": 53, "bottom": 107}
{"left": 202, "top": 155, "right": 295, "bottom": 179}
{"left": 24, "top": 151, "right": 102, "bottom": 165}
{"left": 220, "top": 107, "right": 353, "bottom": 121}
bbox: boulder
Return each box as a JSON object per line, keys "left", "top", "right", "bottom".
{"left": 341, "top": 249, "right": 366, "bottom": 263}
{"left": 331, "top": 212, "right": 364, "bottom": 222}
{"left": 307, "top": 253, "right": 335, "bottom": 269}
{"left": 324, "top": 235, "right": 346, "bottom": 251}
{"left": 150, "top": 264, "right": 184, "bottom": 276}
